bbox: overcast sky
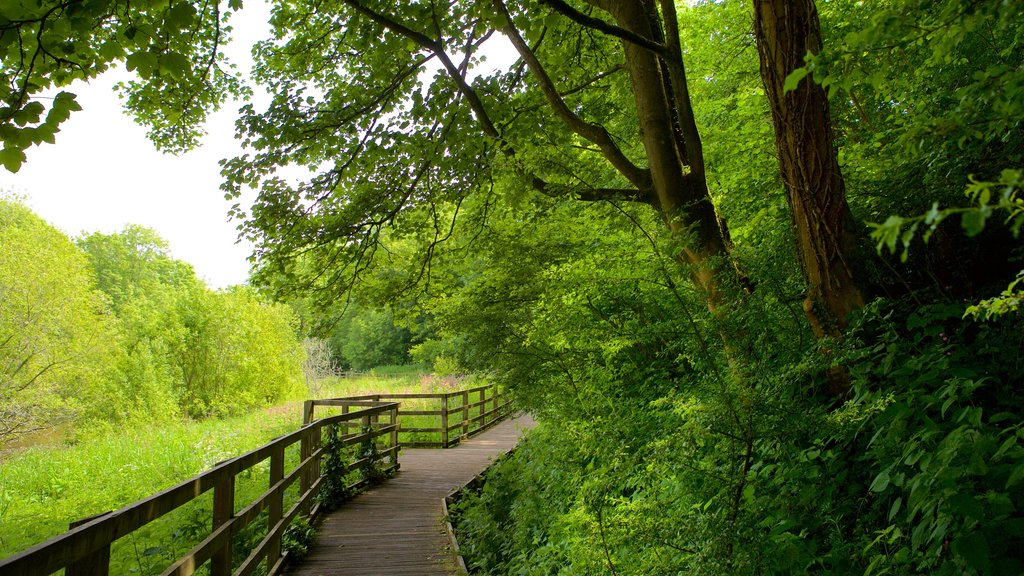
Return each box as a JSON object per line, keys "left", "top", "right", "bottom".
{"left": 0, "top": 5, "right": 518, "bottom": 290}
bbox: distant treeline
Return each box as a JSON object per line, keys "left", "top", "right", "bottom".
{"left": 0, "top": 198, "right": 306, "bottom": 445}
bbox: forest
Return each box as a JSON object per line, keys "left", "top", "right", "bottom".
{"left": 2, "top": 0, "right": 1023, "bottom": 574}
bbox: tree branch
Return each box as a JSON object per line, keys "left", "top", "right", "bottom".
{"left": 492, "top": 0, "right": 652, "bottom": 191}
{"left": 541, "top": 0, "right": 667, "bottom": 55}
{"left": 530, "top": 177, "right": 655, "bottom": 205}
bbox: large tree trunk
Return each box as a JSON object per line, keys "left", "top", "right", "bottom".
{"left": 606, "top": 0, "right": 729, "bottom": 308}
{"left": 752, "top": 0, "right": 864, "bottom": 337}
{"left": 753, "top": 0, "right": 864, "bottom": 396}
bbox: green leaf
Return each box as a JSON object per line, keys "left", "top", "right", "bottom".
{"left": 160, "top": 52, "right": 191, "bottom": 81}
{"left": 0, "top": 146, "right": 27, "bottom": 173}
{"left": 126, "top": 51, "right": 159, "bottom": 78}
{"left": 870, "top": 470, "right": 891, "bottom": 493}
{"left": 888, "top": 497, "right": 902, "bottom": 521}
{"left": 952, "top": 532, "right": 990, "bottom": 573}
{"left": 961, "top": 210, "right": 987, "bottom": 237}
{"left": 783, "top": 67, "right": 810, "bottom": 93}
{"left": 166, "top": 3, "right": 197, "bottom": 29}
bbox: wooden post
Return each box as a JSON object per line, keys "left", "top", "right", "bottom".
{"left": 361, "top": 413, "right": 372, "bottom": 470}
{"left": 267, "top": 443, "right": 285, "bottom": 567}
{"left": 302, "top": 400, "right": 314, "bottom": 425}
{"left": 478, "top": 388, "right": 486, "bottom": 429}
{"left": 492, "top": 385, "right": 500, "bottom": 421}
{"left": 369, "top": 410, "right": 379, "bottom": 455}
{"left": 311, "top": 422, "right": 322, "bottom": 501}
{"left": 389, "top": 405, "right": 399, "bottom": 466}
{"left": 211, "top": 473, "right": 235, "bottom": 576}
{"left": 341, "top": 403, "right": 350, "bottom": 433}
{"left": 461, "top": 390, "right": 470, "bottom": 439}
{"left": 66, "top": 513, "right": 112, "bottom": 576}
{"left": 441, "top": 394, "right": 449, "bottom": 448}
{"left": 298, "top": 426, "right": 312, "bottom": 516}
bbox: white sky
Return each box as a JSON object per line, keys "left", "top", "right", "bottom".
{"left": 0, "top": 4, "right": 518, "bottom": 290}
{"left": 0, "top": 4, "right": 273, "bottom": 289}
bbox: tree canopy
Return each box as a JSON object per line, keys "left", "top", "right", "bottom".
{"left": 3, "top": 0, "right": 1024, "bottom": 573}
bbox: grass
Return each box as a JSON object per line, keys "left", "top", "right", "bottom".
{"left": 0, "top": 368, "right": 461, "bottom": 572}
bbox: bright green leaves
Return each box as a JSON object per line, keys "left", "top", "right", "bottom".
{"left": 0, "top": 198, "right": 118, "bottom": 446}
{"left": 1, "top": 0, "right": 243, "bottom": 165}
{"left": 126, "top": 50, "right": 191, "bottom": 81}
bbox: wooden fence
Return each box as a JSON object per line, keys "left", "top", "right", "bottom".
{"left": 0, "top": 384, "right": 514, "bottom": 576}
{"left": 0, "top": 402, "right": 400, "bottom": 576}
{"left": 304, "top": 384, "right": 513, "bottom": 448}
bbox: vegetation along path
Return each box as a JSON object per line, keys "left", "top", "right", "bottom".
{"left": 288, "top": 414, "right": 535, "bottom": 576}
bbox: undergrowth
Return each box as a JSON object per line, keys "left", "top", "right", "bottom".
{"left": 452, "top": 300, "right": 1024, "bottom": 575}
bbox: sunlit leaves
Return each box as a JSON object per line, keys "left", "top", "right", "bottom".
{"left": 0, "top": 198, "right": 117, "bottom": 445}
{"left": 0, "top": 0, "right": 244, "bottom": 166}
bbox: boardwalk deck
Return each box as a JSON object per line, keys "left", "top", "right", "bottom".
{"left": 287, "top": 414, "right": 535, "bottom": 576}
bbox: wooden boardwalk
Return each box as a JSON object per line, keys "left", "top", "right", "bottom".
{"left": 288, "top": 414, "right": 535, "bottom": 576}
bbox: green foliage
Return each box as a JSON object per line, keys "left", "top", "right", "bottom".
{"left": 845, "top": 303, "right": 1024, "bottom": 575}
{"left": 76, "top": 227, "right": 306, "bottom": 422}
{"left": 0, "top": 197, "right": 116, "bottom": 445}
{"left": 281, "top": 517, "right": 316, "bottom": 559}
{"left": 0, "top": 0, "right": 245, "bottom": 167}
{"left": 314, "top": 423, "right": 351, "bottom": 511}
{"left": 328, "top": 304, "right": 416, "bottom": 371}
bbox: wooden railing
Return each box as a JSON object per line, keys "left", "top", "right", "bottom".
{"left": 305, "top": 384, "right": 513, "bottom": 448}
{"left": 0, "top": 384, "right": 515, "bottom": 576}
{"left": 0, "top": 402, "right": 400, "bottom": 576}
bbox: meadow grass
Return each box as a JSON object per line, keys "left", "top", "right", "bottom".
{"left": 0, "top": 368, "right": 456, "bottom": 571}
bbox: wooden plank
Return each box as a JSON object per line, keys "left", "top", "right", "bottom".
{"left": 441, "top": 395, "right": 449, "bottom": 449}
{"left": 267, "top": 443, "right": 284, "bottom": 569}
{"left": 66, "top": 513, "right": 111, "bottom": 576}
{"left": 396, "top": 409, "right": 444, "bottom": 416}
{"left": 287, "top": 415, "right": 534, "bottom": 576}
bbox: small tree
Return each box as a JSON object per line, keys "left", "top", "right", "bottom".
{"left": 301, "top": 337, "right": 337, "bottom": 397}
{"left": 0, "top": 199, "right": 115, "bottom": 445}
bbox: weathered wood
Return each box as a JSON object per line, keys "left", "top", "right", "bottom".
{"left": 211, "top": 473, "right": 236, "bottom": 576}
{"left": 441, "top": 394, "right": 450, "bottom": 448}
{"left": 0, "top": 404, "right": 398, "bottom": 576}
{"left": 267, "top": 443, "right": 285, "bottom": 567}
{"left": 461, "top": 390, "right": 470, "bottom": 439}
{"left": 66, "top": 513, "right": 111, "bottom": 576}
{"left": 478, "top": 388, "right": 486, "bottom": 431}
{"left": 287, "top": 415, "right": 535, "bottom": 576}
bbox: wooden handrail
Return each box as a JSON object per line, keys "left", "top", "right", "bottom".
{"left": 0, "top": 384, "right": 515, "bottom": 575}
{"left": 0, "top": 403, "right": 400, "bottom": 576}
{"left": 306, "top": 383, "right": 513, "bottom": 449}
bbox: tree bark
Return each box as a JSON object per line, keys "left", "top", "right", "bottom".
{"left": 752, "top": 0, "right": 863, "bottom": 335}
{"left": 753, "top": 0, "right": 864, "bottom": 396}
{"left": 605, "top": 0, "right": 729, "bottom": 308}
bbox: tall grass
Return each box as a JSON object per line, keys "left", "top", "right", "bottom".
{"left": 0, "top": 369, "right": 442, "bottom": 568}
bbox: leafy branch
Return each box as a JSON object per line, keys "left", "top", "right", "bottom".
{"left": 871, "top": 169, "right": 1023, "bottom": 321}
{"left": 869, "top": 169, "right": 1023, "bottom": 262}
